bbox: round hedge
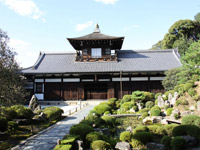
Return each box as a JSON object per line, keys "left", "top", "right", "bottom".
{"left": 86, "top": 132, "right": 102, "bottom": 146}
{"left": 161, "top": 136, "right": 172, "bottom": 150}
{"left": 171, "top": 136, "right": 187, "bottom": 150}
{"left": 120, "top": 131, "right": 132, "bottom": 142}
{"left": 11, "top": 105, "right": 33, "bottom": 119}
{"left": 122, "top": 95, "right": 132, "bottom": 103}
{"left": 120, "top": 102, "right": 135, "bottom": 112}
{"left": 101, "top": 115, "right": 115, "bottom": 126}
{"left": 166, "top": 108, "right": 174, "bottom": 116}
{"left": 132, "top": 132, "right": 153, "bottom": 144}
{"left": 91, "top": 140, "right": 112, "bottom": 150}
{"left": 133, "top": 126, "right": 149, "bottom": 135}
{"left": 150, "top": 109, "right": 161, "bottom": 116}
{"left": 131, "top": 139, "right": 145, "bottom": 148}
{"left": 145, "top": 101, "right": 154, "bottom": 109}
{"left": 70, "top": 123, "right": 94, "bottom": 140}
{"left": 181, "top": 115, "right": 200, "bottom": 125}
{"left": 94, "top": 104, "right": 111, "bottom": 116}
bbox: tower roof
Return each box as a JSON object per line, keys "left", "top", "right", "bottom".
{"left": 67, "top": 24, "right": 124, "bottom": 50}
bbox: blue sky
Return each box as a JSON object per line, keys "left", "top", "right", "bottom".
{"left": 0, "top": 0, "right": 200, "bottom": 68}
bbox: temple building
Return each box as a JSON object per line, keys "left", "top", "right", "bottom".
{"left": 21, "top": 24, "right": 182, "bottom": 101}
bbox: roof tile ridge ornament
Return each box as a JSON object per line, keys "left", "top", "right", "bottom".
{"left": 93, "top": 23, "right": 100, "bottom": 33}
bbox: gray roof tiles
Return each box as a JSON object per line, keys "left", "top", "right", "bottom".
{"left": 21, "top": 49, "right": 182, "bottom": 74}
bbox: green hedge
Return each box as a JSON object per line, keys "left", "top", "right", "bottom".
{"left": 166, "top": 108, "right": 174, "bottom": 116}
{"left": 91, "top": 140, "right": 112, "bottom": 150}
{"left": 0, "top": 106, "right": 17, "bottom": 120}
{"left": 132, "top": 132, "right": 153, "bottom": 144}
{"left": 54, "top": 145, "right": 72, "bottom": 150}
{"left": 94, "top": 104, "right": 111, "bottom": 116}
{"left": 161, "top": 136, "right": 172, "bottom": 150}
{"left": 145, "top": 101, "right": 154, "bottom": 109}
{"left": 181, "top": 115, "right": 200, "bottom": 125}
{"left": 70, "top": 123, "right": 94, "bottom": 140}
{"left": 133, "top": 126, "right": 149, "bottom": 135}
{"left": 43, "top": 106, "right": 63, "bottom": 121}
{"left": 11, "top": 105, "right": 33, "bottom": 119}
{"left": 120, "top": 131, "right": 132, "bottom": 142}
{"left": 171, "top": 136, "right": 187, "bottom": 150}
{"left": 122, "top": 95, "right": 132, "bottom": 103}
{"left": 86, "top": 132, "right": 102, "bottom": 146}
{"left": 101, "top": 116, "right": 115, "bottom": 127}
{"left": 120, "top": 102, "right": 135, "bottom": 112}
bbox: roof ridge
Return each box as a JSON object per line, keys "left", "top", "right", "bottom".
{"left": 119, "top": 49, "right": 176, "bottom": 53}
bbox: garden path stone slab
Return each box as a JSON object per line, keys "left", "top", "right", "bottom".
{"left": 11, "top": 105, "right": 94, "bottom": 150}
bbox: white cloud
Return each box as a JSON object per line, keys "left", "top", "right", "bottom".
{"left": 0, "top": 0, "right": 45, "bottom": 21}
{"left": 95, "top": 0, "right": 118, "bottom": 5}
{"left": 9, "top": 39, "right": 38, "bottom": 68}
{"left": 76, "top": 21, "right": 93, "bottom": 31}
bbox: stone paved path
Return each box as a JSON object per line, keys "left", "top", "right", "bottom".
{"left": 12, "top": 105, "right": 94, "bottom": 150}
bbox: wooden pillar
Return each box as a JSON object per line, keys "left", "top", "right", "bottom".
{"left": 148, "top": 76, "right": 151, "bottom": 92}
{"left": 107, "top": 82, "right": 115, "bottom": 99}
{"left": 61, "top": 77, "right": 64, "bottom": 100}
{"left": 78, "top": 83, "right": 84, "bottom": 100}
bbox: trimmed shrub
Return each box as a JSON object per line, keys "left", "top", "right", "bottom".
{"left": 107, "top": 98, "right": 117, "bottom": 107}
{"left": 131, "top": 91, "right": 146, "bottom": 102}
{"left": 145, "top": 101, "right": 154, "bottom": 109}
{"left": 70, "top": 123, "right": 94, "bottom": 140}
{"left": 122, "top": 95, "right": 132, "bottom": 103}
{"left": 181, "top": 115, "right": 200, "bottom": 125}
{"left": 192, "top": 94, "right": 200, "bottom": 101}
{"left": 7, "top": 121, "right": 18, "bottom": 133}
{"left": 132, "top": 132, "right": 153, "bottom": 144}
{"left": 133, "top": 106, "right": 138, "bottom": 112}
{"left": 54, "top": 145, "right": 72, "bottom": 150}
{"left": 147, "top": 125, "right": 166, "bottom": 136}
{"left": 0, "top": 107, "right": 17, "bottom": 120}
{"left": 143, "top": 92, "right": 154, "bottom": 101}
{"left": 61, "top": 135, "right": 79, "bottom": 145}
{"left": 86, "top": 132, "right": 102, "bottom": 146}
{"left": 120, "top": 131, "right": 132, "bottom": 142}
{"left": 164, "top": 90, "right": 175, "bottom": 97}
{"left": 133, "top": 126, "right": 149, "bottom": 135}
{"left": 151, "top": 106, "right": 161, "bottom": 111}
{"left": 155, "top": 99, "right": 158, "bottom": 105}
{"left": 131, "top": 139, "right": 145, "bottom": 148}
{"left": 166, "top": 108, "right": 174, "bottom": 116}
{"left": 161, "top": 136, "right": 172, "bottom": 150}
{"left": 188, "top": 88, "right": 196, "bottom": 96}
{"left": 171, "top": 136, "right": 187, "bottom": 150}
{"left": 0, "top": 116, "right": 7, "bottom": 132}
{"left": 43, "top": 106, "right": 63, "bottom": 121}
{"left": 194, "top": 118, "right": 200, "bottom": 127}
{"left": 101, "top": 116, "right": 115, "bottom": 126}
{"left": 11, "top": 105, "right": 33, "bottom": 119}
{"left": 164, "top": 124, "right": 179, "bottom": 136}
{"left": 184, "top": 83, "right": 193, "bottom": 92}
{"left": 91, "top": 140, "right": 112, "bottom": 150}
{"left": 94, "top": 104, "right": 111, "bottom": 116}
{"left": 139, "top": 108, "right": 150, "bottom": 114}
{"left": 176, "top": 97, "right": 188, "bottom": 106}
{"left": 86, "top": 113, "right": 105, "bottom": 127}
{"left": 120, "top": 102, "right": 135, "bottom": 112}
{"left": 141, "top": 112, "right": 148, "bottom": 119}
{"left": 172, "top": 125, "right": 200, "bottom": 140}
{"left": 150, "top": 109, "right": 161, "bottom": 116}
{"left": 155, "top": 93, "right": 162, "bottom": 99}
{"left": 148, "top": 125, "right": 160, "bottom": 135}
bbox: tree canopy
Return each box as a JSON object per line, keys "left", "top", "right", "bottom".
{"left": 0, "top": 29, "right": 27, "bottom": 106}
{"left": 152, "top": 19, "right": 200, "bottom": 56}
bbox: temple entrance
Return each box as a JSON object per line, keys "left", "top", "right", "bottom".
{"left": 44, "top": 83, "right": 61, "bottom": 100}
{"left": 85, "top": 83, "right": 107, "bottom": 99}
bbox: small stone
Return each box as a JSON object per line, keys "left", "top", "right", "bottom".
{"left": 197, "top": 101, "right": 200, "bottom": 112}
{"left": 157, "top": 96, "right": 165, "bottom": 108}
{"left": 115, "top": 142, "right": 131, "bottom": 150}
{"left": 126, "top": 126, "right": 133, "bottom": 132}
{"left": 57, "top": 139, "right": 61, "bottom": 145}
{"left": 146, "top": 142, "right": 165, "bottom": 150}
{"left": 189, "top": 106, "right": 195, "bottom": 111}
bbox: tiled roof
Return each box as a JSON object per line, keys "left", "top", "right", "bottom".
{"left": 21, "top": 49, "right": 182, "bottom": 74}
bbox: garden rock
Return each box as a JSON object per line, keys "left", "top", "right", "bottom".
{"left": 197, "top": 101, "right": 200, "bottom": 112}
{"left": 115, "top": 142, "right": 131, "bottom": 150}
{"left": 136, "top": 103, "right": 143, "bottom": 110}
{"left": 161, "top": 118, "right": 168, "bottom": 125}
{"left": 189, "top": 106, "right": 195, "bottom": 111}
{"left": 181, "top": 136, "right": 198, "bottom": 147}
{"left": 76, "top": 140, "right": 84, "bottom": 150}
{"left": 170, "top": 109, "right": 180, "bottom": 120}
{"left": 129, "top": 108, "right": 135, "bottom": 113}
{"left": 126, "top": 126, "right": 133, "bottom": 132}
{"left": 143, "top": 116, "right": 162, "bottom": 124}
{"left": 171, "top": 92, "right": 179, "bottom": 106}
{"left": 146, "top": 142, "right": 165, "bottom": 150}
{"left": 157, "top": 96, "right": 164, "bottom": 107}
{"left": 168, "top": 93, "right": 173, "bottom": 103}
{"left": 28, "top": 95, "right": 41, "bottom": 113}
{"left": 164, "top": 100, "right": 170, "bottom": 107}
{"left": 181, "top": 111, "right": 193, "bottom": 117}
